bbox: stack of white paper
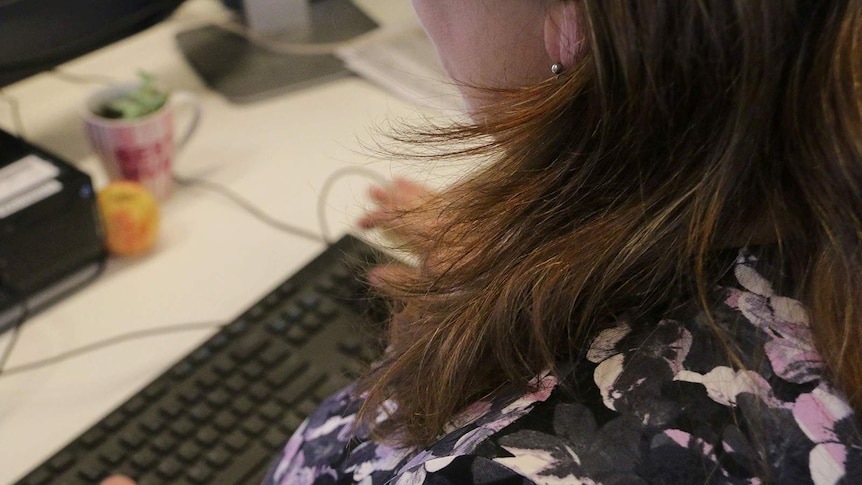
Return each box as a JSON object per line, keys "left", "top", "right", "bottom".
{"left": 337, "top": 25, "right": 466, "bottom": 114}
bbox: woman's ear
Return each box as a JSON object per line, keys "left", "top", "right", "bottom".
{"left": 544, "top": 1, "right": 581, "bottom": 71}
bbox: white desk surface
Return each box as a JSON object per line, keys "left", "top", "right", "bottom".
{"left": 0, "top": 1, "right": 462, "bottom": 482}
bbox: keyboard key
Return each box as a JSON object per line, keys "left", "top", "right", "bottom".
{"left": 299, "top": 313, "right": 323, "bottom": 332}
{"left": 211, "top": 355, "right": 236, "bottom": 376}
{"left": 267, "top": 317, "right": 289, "bottom": 334}
{"left": 156, "top": 457, "right": 184, "bottom": 480}
{"left": 187, "top": 463, "right": 213, "bottom": 484}
{"left": 206, "top": 388, "right": 231, "bottom": 408}
{"left": 137, "top": 474, "right": 162, "bottom": 485}
{"left": 194, "top": 425, "right": 220, "bottom": 447}
{"left": 22, "top": 469, "right": 52, "bottom": 485}
{"left": 131, "top": 449, "right": 158, "bottom": 470}
{"left": 214, "top": 442, "right": 271, "bottom": 485}
{"left": 100, "top": 411, "right": 126, "bottom": 432}
{"left": 265, "top": 357, "right": 307, "bottom": 387}
{"left": 204, "top": 446, "right": 232, "bottom": 468}
{"left": 297, "top": 399, "right": 318, "bottom": 418}
{"left": 247, "top": 304, "right": 267, "bottom": 320}
{"left": 315, "top": 278, "right": 336, "bottom": 294}
{"left": 242, "top": 361, "right": 265, "bottom": 379}
{"left": 259, "top": 401, "right": 285, "bottom": 422}
{"left": 248, "top": 382, "right": 271, "bottom": 402}
{"left": 242, "top": 415, "right": 267, "bottom": 436}
{"left": 275, "top": 369, "right": 325, "bottom": 405}
{"left": 282, "top": 304, "right": 304, "bottom": 321}
{"left": 194, "top": 369, "right": 220, "bottom": 390}
{"left": 225, "top": 319, "right": 249, "bottom": 336}
{"left": 170, "top": 417, "right": 196, "bottom": 439}
{"left": 316, "top": 300, "right": 338, "bottom": 318}
{"left": 115, "top": 465, "right": 139, "bottom": 482}
{"left": 231, "top": 396, "right": 255, "bottom": 416}
{"left": 263, "top": 292, "right": 282, "bottom": 307}
{"left": 208, "top": 333, "right": 229, "bottom": 350}
{"left": 189, "top": 402, "right": 214, "bottom": 423}
{"left": 329, "top": 264, "right": 352, "bottom": 282}
{"left": 158, "top": 396, "right": 184, "bottom": 418}
{"left": 47, "top": 451, "right": 75, "bottom": 472}
{"left": 224, "top": 430, "right": 250, "bottom": 452}
{"left": 177, "top": 441, "right": 202, "bottom": 463}
{"left": 178, "top": 386, "right": 202, "bottom": 404}
{"left": 191, "top": 347, "right": 212, "bottom": 364}
{"left": 99, "top": 440, "right": 126, "bottom": 466}
{"left": 262, "top": 427, "right": 290, "bottom": 450}
{"left": 282, "top": 411, "right": 305, "bottom": 432}
{"left": 225, "top": 374, "right": 247, "bottom": 393}
{"left": 213, "top": 410, "right": 239, "bottom": 431}
{"left": 143, "top": 380, "right": 167, "bottom": 400}
{"left": 230, "top": 333, "right": 269, "bottom": 362}
{"left": 299, "top": 293, "right": 320, "bottom": 310}
{"left": 139, "top": 410, "right": 165, "bottom": 434}
{"left": 170, "top": 361, "right": 194, "bottom": 380}
{"left": 150, "top": 433, "right": 178, "bottom": 454}
{"left": 77, "top": 457, "right": 106, "bottom": 482}
{"left": 285, "top": 325, "right": 307, "bottom": 344}
{"left": 258, "top": 345, "right": 289, "bottom": 366}
{"left": 78, "top": 427, "right": 106, "bottom": 449}
{"left": 342, "top": 358, "right": 368, "bottom": 377}
{"left": 339, "top": 334, "right": 363, "bottom": 355}
{"left": 119, "top": 429, "right": 146, "bottom": 450}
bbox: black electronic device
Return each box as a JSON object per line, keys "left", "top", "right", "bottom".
{"left": 0, "top": 0, "right": 186, "bottom": 87}
{"left": 0, "top": 129, "right": 106, "bottom": 334}
{"left": 0, "top": 0, "right": 191, "bottom": 328}
{"left": 12, "top": 234, "right": 390, "bottom": 485}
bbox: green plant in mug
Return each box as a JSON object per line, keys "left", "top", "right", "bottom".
{"left": 100, "top": 72, "right": 168, "bottom": 119}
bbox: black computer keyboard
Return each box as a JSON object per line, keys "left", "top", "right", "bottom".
{"left": 14, "top": 234, "right": 390, "bottom": 485}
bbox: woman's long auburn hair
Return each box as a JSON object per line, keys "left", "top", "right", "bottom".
{"left": 355, "top": 0, "right": 862, "bottom": 448}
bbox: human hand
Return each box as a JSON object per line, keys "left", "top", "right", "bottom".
{"left": 357, "top": 178, "right": 440, "bottom": 252}
{"left": 358, "top": 178, "right": 446, "bottom": 288}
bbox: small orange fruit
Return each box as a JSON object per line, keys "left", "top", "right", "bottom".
{"left": 97, "top": 181, "right": 160, "bottom": 256}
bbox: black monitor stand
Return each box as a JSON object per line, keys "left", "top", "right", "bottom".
{"left": 176, "top": 0, "right": 378, "bottom": 104}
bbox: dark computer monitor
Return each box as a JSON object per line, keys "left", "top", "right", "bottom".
{"left": 0, "top": 0, "right": 187, "bottom": 88}
{"left": 176, "top": 0, "right": 378, "bottom": 104}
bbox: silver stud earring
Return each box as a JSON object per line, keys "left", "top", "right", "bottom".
{"left": 551, "top": 63, "right": 564, "bottom": 78}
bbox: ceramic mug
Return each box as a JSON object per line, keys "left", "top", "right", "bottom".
{"left": 83, "top": 84, "right": 201, "bottom": 200}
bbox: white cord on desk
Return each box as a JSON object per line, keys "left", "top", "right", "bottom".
{"left": 0, "top": 82, "right": 393, "bottom": 377}
{"left": 0, "top": 321, "right": 226, "bottom": 377}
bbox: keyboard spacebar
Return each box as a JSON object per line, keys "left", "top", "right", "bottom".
{"left": 212, "top": 442, "right": 272, "bottom": 485}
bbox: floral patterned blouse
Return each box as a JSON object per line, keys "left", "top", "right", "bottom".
{"left": 262, "top": 249, "right": 862, "bottom": 484}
